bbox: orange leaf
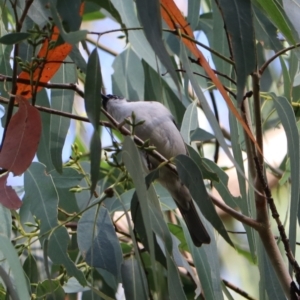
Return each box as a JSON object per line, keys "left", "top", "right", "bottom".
{"left": 0, "top": 173, "right": 22, "bottom": 209}
{"left": 160, "top": 0, "right": 260, "bottom": 151}
{"left": 16, "top": 2, "right": 85, "bottom": 99}
{"left": 0, "top": 96, "right": 42, "bottom": 175}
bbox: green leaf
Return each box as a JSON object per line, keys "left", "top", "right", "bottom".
{"left": 89, "top": 0, "right": 124, "bottom": 28}
{"left": 24, "top": 162, "right": 58, "bottom": 241}
{"left": 89, "top": 131, "right": 101, "bottom": 193}
{"left": 256, "top": 236, "right": 286, "bottom": 299}
{"left": 202, "top": 158, "right": 241, "bottom": 208}
{"left": 110, "top": 0, "right": 180, "bottom": 101}
{"left": 23, "top": 254, "right": 38, "bottom": 285}
{"left": 36, "top": 279, "right": 64, "bottom": 299}
{"left": 174, "top": 155, "right": 233, "bottom": 247}
{"left": 121, "top": 257, "right": 149, "bottom": 300}
{"left": 0, "top": 204, "right": 11, "bottom": 238}
{"left": 0, "top": 234, "right": 30, "bottom": 300}
{"left": 85, "top": 48, "right": 101, "bottom": 128}
{"left": 282, "top": 0, "right": 300, "bottom": 40}
{"left": 136, "top": 0, "right": 180, "bottom": 91}
{"left": 253, "top": 6, "right": 283, "bottom": 51}
{"left": 36, "top": 90, "right": 54, "bottom": 172}
{"left": 272, "top": 94, "right": 300, "bottom": 258}
{"left": 142, "top": 60, "right": 186, "bottom": 123}
{"left": 77, "top": 206, "right": 123, "bottom": 280}
{"left": 256, "top": 0, "right": 295, "bottom": 44}
{"left": 0, "top": 32, "right": 30, "bottom": 44}
{"left": 112, "top": 47, "right": 144, "bottom": 100}
{"left": 50, "top": 63, "right": 76, "bottom": 173}
{"left": 180, "top": 101, "right": 198, "bottom": 144}
{"left": 229, "top": 112, "right": 256, "bottom": 261}
{"left": 180, "top": 221, "right": 224, "bottom": 300}
{"left": 187, "top": 145, "right": 219, "bottom": 182}
{"left": 50, "top": 168, "right": 84, "bottom": 188}
{"left": 211, "top": 1, "right": 232, "bottom": 86}
{"left": 187, "top": 0, "right": 200, "bottom": 30}
{"left": 48, "top": 227, "right": 86, "bottom": 286}
{"left": 180, "top": 41, "right": 244, "bottom": 177}
{"left": 217, "top": 0, "right": 256, "bottom": 103}
{"left": 122, "top": 137, "right": 158, "bottom": 290}
{"left": 190, "top": 128, "right": 215, "bottom": 142}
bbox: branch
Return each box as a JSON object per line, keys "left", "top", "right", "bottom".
{"left": 259, "top": 43, "right": 300, "bottom": 75}
{"left": 222, "top": 279, "right": 256, "bottom": 300}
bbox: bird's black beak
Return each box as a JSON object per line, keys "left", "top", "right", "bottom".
{"left": 101, "top": 94, "right": 109, "bottom": 110}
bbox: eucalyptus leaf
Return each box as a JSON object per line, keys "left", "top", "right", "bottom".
{"left": 77, "top": 206, "right": 123, "bottom": 280}
{"left": 48, "top": 227, "right": 86, "bottom": 286}
{"left": 174, "top": 155, "right": 233, "bottom": 247}
{"left": 50, "top": 63, "right": 76, "bottom": 173}
{"left": 0, "top": 32, "right": 30, "bottom": 45}
{"left": 272, "top": 94, "right": 300, "bottom": 258}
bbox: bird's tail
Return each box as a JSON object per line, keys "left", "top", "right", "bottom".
{"left": 178, "top": 201, "right": 211, "bottom": 247}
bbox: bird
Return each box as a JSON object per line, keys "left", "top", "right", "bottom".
{"left": 102, "top": 94, "right": 211, "bottom": 247}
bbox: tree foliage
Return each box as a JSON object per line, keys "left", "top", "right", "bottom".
{"left": 0, "top": 0, "right": 300, "bottom": 299}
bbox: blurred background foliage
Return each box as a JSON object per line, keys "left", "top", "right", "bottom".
{"left": 0, "top": 0, "right": 300, "bottom": 299}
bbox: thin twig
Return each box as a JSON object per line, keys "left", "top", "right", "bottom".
{"left": 85, "top": 37, "right": 118, "bottom": 57}
{"left": 223, "top": 279, "right": 257, "bottom": 300}
{"left": 259, "top": 43, "right": 300, "bottom": 75}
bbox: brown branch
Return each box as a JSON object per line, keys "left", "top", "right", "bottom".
{"left": 254, "top": 157, "right": 300, "bottom": 287}
{"left": 259, "top": 43, "right": 300, "bottom": 75}
{"left": 209, "top": 194, "right": 261, "bottom": 230}
{"left": 222, "top": 279, "right": 257, "bottom": 300}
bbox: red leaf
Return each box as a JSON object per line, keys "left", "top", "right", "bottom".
{"left": 0, "top": 96, "right": 42, "bottom": 175}
{"left": 0, "top": 174, "right": 22, "bottom": 209}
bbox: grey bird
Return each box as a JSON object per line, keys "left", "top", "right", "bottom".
{"left": 102, "top": 94, "right": 211, "bottom": 247}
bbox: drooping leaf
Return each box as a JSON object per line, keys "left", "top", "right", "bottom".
{"left": 23, "top": 254, "right": 39, "bottom": 284}
{"left": 0, "top": 32, "right": 31, "bottom": 44}
{"left": 89, "top": 131, "right": 101, "bottom": 193}
{"left": 180, "top": 43, "right": 245, "bottom": 176}
{"left": 0, "top": 234, "right": 30, "bottom": 300}
{"left": 112, "top": 47, "right": 145, "bottom": 100}
{"left": 0, "top": 96, "right": 41, "bottom": 175}
{"left": 85, "top": 48, "right": 101, "bottom": 128}
{"left": 161, "top": 0, "right": 259, "bottom": 149}
{"left": 229, "top": 112, "right": 256, "bottom": 261}
{"left": 36, "top": 279, "right": 65, "bottom": 299}
{"left": 211, "top": 0, "right": 232, "bottom": 86}
{"left": 0, "top": 173, "right": 22, "bottom": 209}
{"left": 180, "top": 100, "right": 198, "bottom": 144}
{"left": 136, "top": 0, "right": 179, "bottom": 90}
{"left": 36, "top": 90, "right": 54, "bottom": 171}
{"left": 256, "top": 0, "right": 295, "bottom": 44}
{"left": 24, "top": 162, "right": 59, "bottom": 241}
{"left": 0, "top": 200, "right": 11, "bottom": 237}
{"left": 48, "top": 227, "right": 86, "bottom": 286}
{"left": 85, "top": 48, "right": 102, "bottom": 193}
{"left": 77, "top": 206, "right": 123, "bottom": 280}
{"left": 187, "top": 0, "right": 200, "bottom": 30}
{"left": 190, "top": 128, "right": 215, "bottom": 142}
{"left": 272, "top": 94, "right": 300, "bottom": 257}
{"left": 216, "top": 0, "right": 257, "bottom": 103}
{"left": 50, "top": 63, "right": 76, "bottom": 173}
{"left": 121, "top": 257, "right": 149, "bottom": 300}
{"left": 256, "top": 235, "right": 286, "bottom": 299}
{"left": 174, "top": 154, "right": 233, "bottom": 247}
{"left": 50, "top": 168, "right": 84, "bottom": 188}
{"left": 182, "top": 219, "right": 224, "bottom": 300}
